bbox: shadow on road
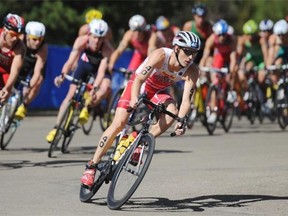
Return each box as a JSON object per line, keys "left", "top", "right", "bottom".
{"left": 114, "top": 194, "right": 288, "bottom": 212}
{"left": 0, "top": 159, "right": 87, "bottom": 170}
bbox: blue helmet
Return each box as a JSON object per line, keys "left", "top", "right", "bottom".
{"left": 213, "top": 19, "right": 229, "bottom": 35}
{"left": 155, "top": 16, "right": 170, "bottom": 31}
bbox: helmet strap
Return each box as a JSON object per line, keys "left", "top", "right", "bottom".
{"left": 175, "top": 49, "right": 185, "bottom": 68}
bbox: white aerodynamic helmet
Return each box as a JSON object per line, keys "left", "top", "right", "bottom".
{"left": 89, "top": 19, "right": 108, "bottom": 37}
{"left": 129, "top": 14, "right": 146, "bottom": 31}
{"left": 273, "top": 19, "right": 288, "bottom": 35}
{"left": 259, "top": 19, "right": 274, "bottom": 32}
{"left": 25, "top": 21, "right": 46, "bottom": 37}
{"left": 172, "top": 31, "right": 201, "bottom": 51}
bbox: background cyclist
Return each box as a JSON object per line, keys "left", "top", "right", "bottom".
{"left": 0, "top": 13, "right": 26, "bottom": 104}
{"left": 199, "top": 19, "right": 237, "bottom": 123}
{"left": 78, "top": 8, "right": 113, "bottom": 42}
{"left": 46, "top": 19, "right": 114, "bottom": 143}
{"left": 108, "top": 14, "right": 155, "bottom": 73}
{"left": 182, "top": 4, "right": 213, "bottom": 64}
{"left": 80, "top": 31, "right": 201, "bottom": 188}
{"left": 14, "top": 21, "right": 48, "bottom": 120}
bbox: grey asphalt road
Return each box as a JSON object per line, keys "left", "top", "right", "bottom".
{"left": 0, "top": 115, "right": 287, "bottom": 216}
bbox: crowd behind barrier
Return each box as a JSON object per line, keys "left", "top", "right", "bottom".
{"left": 29, "top": 45, "right": 133, "bottom": 110}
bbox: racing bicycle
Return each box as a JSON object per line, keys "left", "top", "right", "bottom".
{"left": 48, "top": 74, "right": 93, "bottom": 157}
{"left": 79, "top": 94, "right": 186, "bottom": 210}
{"left": 203, "top": 67, "right": 235, "bottom": 135}
{"left": 0, "top": 78, "right": 29, "bottom": 150}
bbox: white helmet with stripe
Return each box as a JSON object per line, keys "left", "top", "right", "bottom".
{"left": 172, "top": 31, "right": 201, "bottom": 51}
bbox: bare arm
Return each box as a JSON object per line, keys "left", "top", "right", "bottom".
{"left": 147, "top": 31, "right": 158, "bottom": 55}
{"left": 93, "top": 41, "right": 115, "bottom": 88}
{"left": 182, "top": 21, "right": 192, "bottom": 31}
{"left": 130, "top": 48, "right": 165, "bottom": 107}
{"left": 29, "top": 43, "right": 48, "bottom": 88}
{"left": 108, "top": 30, "right": 132, "bottom": 71}
{"left": 61, "top": 36, "right": 86, "bottom": 75}
{"left": 178, "top": 64, "right": 199, "bottom": 118}
{"left": 199, "top": 34, "right": 214, "bottom": 67}
{"left": 5, "top": 42, "right": 26, "bottom": 92}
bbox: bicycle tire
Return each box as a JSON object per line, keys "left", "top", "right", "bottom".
{"left": 204, "top": 86, "right": 217, "bottom": 135}
{"left": 221, "top": 90, "right": 234, "bottom": 132}
{"left": 107, "top": 133, "right": 155, "bottom": 210}
{"left": 0, "top": 120, "right": 18, "bottom": 150}
{"left": 276, "top": 85, "right": 288, "bottom": 130}
{"left": 99, "top": 101, "right": 110, "bottom": 132}
{"left": 61, "top": 107, "right": 77, "bottom": 153}
{"left": 106, "top": 89, "right": 123, "bottom": 127}
{"left": 48, "top": 103, "right": 72, "bottom": 157}
{"left": 246, "top": 85, "right": 258, "bottom": 125}
{"left": 0, "top": 103, "right": 18, "bottom": 150}
{"left": 82, "top": 106, "right": 96, "bottom": 135}
{"left": 79, "top": 137, "right": 120, "bottom": 202}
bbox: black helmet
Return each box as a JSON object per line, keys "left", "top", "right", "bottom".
{"left": 3, "top": 13, "right": 25, "bottom": 33}
{"left": 192, "top": 5, "right": 208, "bottom": 17}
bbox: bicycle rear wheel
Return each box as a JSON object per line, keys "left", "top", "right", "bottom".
{"left": 276, "top": 85, "right": 288, "bottom": 130}
{"left": 204, "top": 86, "right": 217, "bottom": 135}
{"left": 106, "top": 89, "right": 123, "bottom": 128}
{"left": 48, "top": 103, "right": 72, "bottom": 157}
{"left": 107, "top": 133, "right": 155, "bottom": 210}
{"left": 221, "top": 90, "right": 234, "bottom": 132}
{"left": 82, "top": 106, "right": 95, "bottom": 135}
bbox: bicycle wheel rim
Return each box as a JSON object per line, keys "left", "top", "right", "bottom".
{"left": 277, "top": 87, "right": 288, "bottom": 130}
{"left": 0, "top": 120, "right": 17, "bottom": 150}
{"left": 107, "top": 90, "right": 122, "bottom": 127}
{"left": 82, "top": 107, "right": 95, "bottom": 135}
{"left": 48, "top": 104, "right": 71, "bottom": 157}
{"left": 61, "top": 107, "right": 76, "bottom": 153}
{"left": 107, "top": 133, "right": 155, "bottom": 210}
{"left": 222, "top": 101, "right": 234, "bottom": 132}
{"left": 204, "top": 86, "right": 217, "bottom": 135}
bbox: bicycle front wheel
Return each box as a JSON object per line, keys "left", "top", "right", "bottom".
{"left": 221, "top": 90, "right": 235, "bottom": 132}
{"left": 276, "top": 85, "right": 288, "bottom": 130}
{"left": 204, "top": 85, "right": 218, "bottom": 135}
{"left": 0, "top": 104, "right": 18, "bottom": 150}
{"left": 48, "top": 103, "right": 72, "bottom": 157}
{"left": 107, "top": 133, "right": 155, "bottom": 210}
{"left": 106, "top": 89, "right": 123, "bottom": 128}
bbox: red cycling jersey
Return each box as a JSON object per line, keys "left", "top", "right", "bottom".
{"left": 128, "top": 31, "right": 151, "bottom": 71}
{"left": 212, "top": 34, "right": 234, "bottom": 68}
{"left": 118, "top": 48, "right": 193, "bottom": 109}
{"left": 0, "top": 29, "right": 17, "bottom": 87}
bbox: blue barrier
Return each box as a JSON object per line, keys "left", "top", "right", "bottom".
{"left": 29, "top": 45, "right": 133, "bottom": 110}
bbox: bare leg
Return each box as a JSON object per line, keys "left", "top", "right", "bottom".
{"left": 91, "top": 107, "right": 130, "bottom": 164}
{"left": 23, "top": 76, "right": 43, "bottom": 105}
{"left": 55, "top": 84, "right": 77, "bottom": 125}
{"left": 149, "top": 100, "right": 178, "bottom": 137}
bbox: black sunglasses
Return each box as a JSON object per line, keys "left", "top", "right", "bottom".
{"left": 217, "top": 33, "right": 227, "bottom": 37}
{"left": 181, "top": 47, "right": 198, "bottom": 56}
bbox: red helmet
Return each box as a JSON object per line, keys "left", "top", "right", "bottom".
{"left": 3, "top": 13, "right": 25, "bottom": 33}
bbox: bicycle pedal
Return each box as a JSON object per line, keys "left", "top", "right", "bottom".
{"left": 81, "top": 183, "right": 93, "bottom": 191}
{"left": 104, "top": 178, "right": 110, "bottom": 184}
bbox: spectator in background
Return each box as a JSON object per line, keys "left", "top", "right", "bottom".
{"left": 14, "top": 21, "right": 48, "bottom": 120}
{"left": 182, "top": 4, "right": 213, "bottom": 64}
{"left": 0, "top": 13, "right": 26, "bottom": 103}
